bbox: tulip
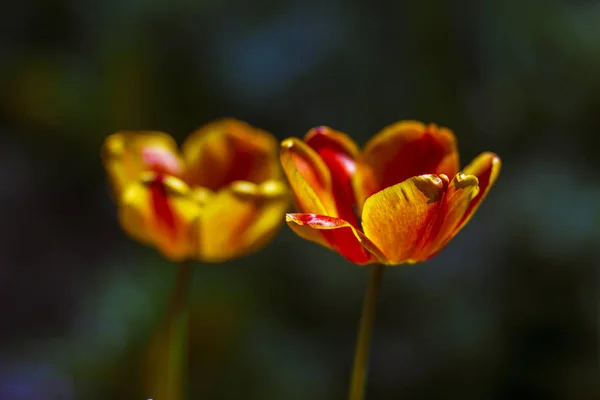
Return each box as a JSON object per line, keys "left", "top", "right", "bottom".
{"left": 102, "top": 118, "right": 288, "bottom": 262}
{"left": 280, "top": 121, "right": 500, "bottom": 399}
{"left": 281, "top": 121, "right": 500, "bottom": 265}
{"left": 102, "top": 118, "right": 288, "bottom": 400}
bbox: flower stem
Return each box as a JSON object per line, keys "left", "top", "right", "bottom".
{"left": 147, "top": 261, "right": 193, "bottom": 400}
{"left": 348, "top": 264, "right": 384, "bottom": 400}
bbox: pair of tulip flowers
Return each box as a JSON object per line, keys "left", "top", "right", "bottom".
{"left": 102, "top": 118, "right": 500, "bottom": 266}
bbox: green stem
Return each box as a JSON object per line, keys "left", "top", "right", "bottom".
{"left": 348, "top": 264, "right": 384, "bottom": 400}
{"left": 148, "top": 261, "right": 193, "bottom": 400}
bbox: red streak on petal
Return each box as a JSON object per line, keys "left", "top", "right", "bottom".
{"left": 322, "top": 227, "right": 371, "bottom": 264}
{"left": 306, "top": 133, "right": 360, "bottom": 229}
{"left": 318, "top": 148, "right": 360, "bottom": 228}
{"left": 410, "top": 175, "right": 450, "bottom": 260}
{"left": 151, "top": 175, "right": 177, "bottom": 239}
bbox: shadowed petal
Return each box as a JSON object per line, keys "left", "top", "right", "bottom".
{"left": 305, "top": 126, "right": 361, "bottom": 228}
{"left": 454, "top": 152, "right": 501, "bottom": 232}
{"left": 305, "top": 125, "right": 359, "bottom": 158}
{"left": 354, "top": 121, "right": 459, "bottom": 210}
{"left": 182, "top": 119, "right": 280, "bottom": 190}
{"left": 102, "top": 131, "right": 182, "bottom": 198}
{"left": 285, "top": 213, "right": 386, "bottom": 265}
{"left": 197, "top": 180, "right": 289, "bottom": 262}
{"left": 118, "top": 174, "right": 200, "bottom": 261}
{"left": 361, "top": 175, "right": 447, "bottom": 264}
{"left": 280, "top": 137, "right": 336, "bottom": 215}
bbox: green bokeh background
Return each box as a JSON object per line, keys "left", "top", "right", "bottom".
{"left": 0, "top": 0, "right": 598, "bottom": 398}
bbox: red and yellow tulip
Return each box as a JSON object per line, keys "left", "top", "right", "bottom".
{"left": 102, "top": 118, "right": 288, "bottom": 262}
{"left": 281, "top": 121, "right": 500, "bottom": 265}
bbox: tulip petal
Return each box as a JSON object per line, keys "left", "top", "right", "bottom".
{"left": 412, "top": 173, "right": 480, "bottom": 260}
{"left": 102, "top": 131, "right": 182, "bottom": 198}
{"left": 197, "top": 180, "right": 288, "bottom": 262}
{"left": 118, "top": 174, "right": 200, "bottom": 261}
{"left": 305, "top": 126, "right": 361, "bottom": 228}
{"left": 280, "top": 137, "right": 336, "bottom": 215}
{"left": 182, "top": 119, "right": 280, "bottom": 191}
{"left": 305, "top": 125, "right": 359, "bottom": 159}
{"left": 361, "top": 175, "right": 448, "bottom": 264}
{"left": 285, "top": 213, "right": 386, "bottom": 265}
{"left": 354, "top": 121, "right": 459, "bottom": 210}
{"left": 454, "top": 152, "right": 501, "bottom": 232}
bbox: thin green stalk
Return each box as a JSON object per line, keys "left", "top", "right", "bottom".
{"left": 147, "top": 261, "right": 193, "bottom": 400}
{"left": 348, "top": 264, "right": 384, "bottom": 400}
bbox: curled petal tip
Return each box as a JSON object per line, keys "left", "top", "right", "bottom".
{"left": 480, "top": 151, "right": 501, "bottom": 163}
{"left": 426, "top": 122, "right": 439, "bottom": 132}
{"left": 452, "top": 172, "right": 479, "bottom": 190}
{"left": 260, "top": 180, "right": 288, "bottom": 197}
{"left": 229, "top": 181, "right": 257, "bottom": 195}
{"left": 281, "top": 138, "right": 296, "bottom": 149}
{"left": 140, "top": 173, "right": 190, "bottom": 196}
{"left": 491, "top": 153, "right": 502, "bottom": 166}
{"left": 412, "top": 174, "right": 448, "bottom": 202}
{"left": 229, "top": 180, "right": 288, "bottom": 198}
{"left": 285, "top": 213, "right": 296, "bottom": 222}
{"left": 190, "top": 186, "right": 215, "bottom": 205}
{"left": 285, "top": 213, "right": 317, "bottom": 225}
{"left": 438, "top": 173, "right": 450, "bottom": 186}
{"left": 103, "top": 133, "right": 125, "bottom": 157}
{"left": 479, "top": 152, "right": 502, "bottom": 170}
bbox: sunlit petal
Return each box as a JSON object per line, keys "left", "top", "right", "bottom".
{"left": 413, "top": 173, "right": 480, "bottom": 260}
{"left": 361, "top": 175, "right": 447, "bottom": 264}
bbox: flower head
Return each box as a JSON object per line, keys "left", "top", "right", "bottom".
{"left": 102, "top": 119, "right": 288, "bottom": 262}
{"left": 281, "top": 121, "right": 500, "bottom": 265}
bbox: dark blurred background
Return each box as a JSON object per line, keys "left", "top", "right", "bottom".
{"left": 1, "top": 0, "right": 599, "bottom": 399}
